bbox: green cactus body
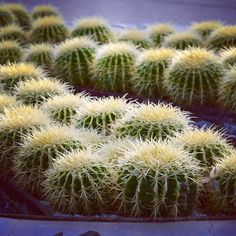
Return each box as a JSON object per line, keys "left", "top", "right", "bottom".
{"left": 71, "top": 17, "right": 114, "bottom": 44}
{"left": 220, "top": 47, "right": 236, "bottom": 68}
{"left": 93, "top": 42, "right": 138, "bottom": 92}
{"left": 0, "top": 62, "right": 44, "bottom": 93}
{"left": 14, "top": 78, "right": 70, "bottom": 106}
{"left": 0, "top": 105, "right": 49, "bottom": 175}
{"left": 113, "top": 140, "right": 200, "bottom": 218}
{"left": 54, "top": 37, "right": 96, "bottom": 86}
{"left": 44, "top": 149, "right": 111, "bottom": 214}
{"left": 164, "top": 48, "right": 223, "bottom": 106}
{"left": 132, "top": 48, "right": 175, "bottom": 97}
{"left": 112, "top": 102, "right": 191, "bottom": 140}
{"left": 0, "top": 5, "right": 14, "bottom": 27}
{"left": 0, "top": 40, "right": 22, "bottom": 65}
{"left": 32, "top": 5, "right": 59, "bottom": 20}
{"left": 0, "top": 25, "right": 27, "bottom": 46}
{"left": 0, "top": 93, "right": 17, "bottom": 112}
{"left": 148, "top": 23, "right": 174, "bottom": 47}
{"left": 206, "top": 26, "right": 236, "bottom": 51}
{"left": 31, "top": 16, "right": 68, "bottom": 44}
{"left": 75, "top": 97, "right": 130, "bottom": 135}
{"left": 13, "top": 126, "right": 84, "bottom": 196}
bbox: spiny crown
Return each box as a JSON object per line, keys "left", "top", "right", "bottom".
{"left": 209, "top": 26, "right": 236, "bottom": 37}
{"left": 191, "top": 21, "right": 222, "bottom": 31}
{"left": 75, "top": 17, "right": 108, "bottom": 29}
{"left": 216, "top": 151, "right": 236, "bottom": 173}
{"left": 33, "top": 16, "right": 65, "bottom": 28}
{"left": 222, "top": 65, "right": 236, "bottom": 82}
{"left": 32, "top": 4, "right": 58, "bottom": 14}
{"left": 0, "top": 24, "right": 24, "bottom": 35}
{"left": 149, "top": 23, "right": 174, "bottom": 35}
{"left": 164, "top": 31, "right": 201, "bottom": 44}
{"left": 27, "top": 43, "right": 53, "bottom": 54}
{"left": 0, "top": 40, "right": 20, "bottom": 50}
{"left": 120, "top": 29, "right": 147, "bottom": 41}
{"left": 220, "top": 47, "right": 236, "bottom": 61}
{"left": 6, "top": 3, "right": 28, "bottom": 12}
{"left": 0, "top": 94, "right": 17, "bottom": 108}
{"left": 0, "top": 5, "right": 12, "bottom": 12}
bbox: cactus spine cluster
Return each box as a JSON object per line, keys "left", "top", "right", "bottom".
{"left": 220, "top": 47, "right": 236, "bottom": 68}
{"left": 0, "top": 5, "right": 14, "bottom": 27}
{"left": 32, "top": 5, "right": 59, "bottom": 20}
{"left": 54, "top": 37, "right": 96, "bottom": 86}
{"left": 0, "top": 93, "right": 17, "bottom": 112}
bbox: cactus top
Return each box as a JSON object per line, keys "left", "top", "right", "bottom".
{"left": 148, "top": 23, "right": 174, "bottom": 35}
{"left": 32, "top": 15, "right": 65, "bottom": 28}
{"left": 215, "top": 151, "right": 236, "bottom": 173}
{"left": 0, "top": 24, "right": 24, "bottom": 36}
{"left": 75, "top": 17, "right": 109, "bottom": 29}
{"left": 6, "top": 3, "right": 28, "bottom": 12}
{"left": 190, "top": 21, "right": 222, "bottom": 32}
{"left": 0, "top": 94, "right": 17, "bottom": 108}
{"left": 222, "top": 65, "right": 236, "bottom": 82}
{"left": 119, "top": 29, "right": 147, "bottom": 41}
{"left": 220, "top": 47, "right": 236, "bottom": 62}
{"left": 210, "top": 26, "right": 236, "bottom": 38}
{"left": 163, "top": 32, "right": 201, "bottom": 45}
{"left": 0, "top": 40, "right": 20, "bottom": 50}
{"left": 26, "top": 43, "right": 53, "bottom": 54}
{"left": 0, "top": 5, "right": 13, "bottom": 14}
{"left": 32, "top": 4, "right": 58, "bottom": 15}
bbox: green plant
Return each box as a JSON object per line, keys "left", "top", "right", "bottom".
{"left": 113, "top": 139, "right": 201, "bottom": 217}
{"left": 30, "top": 16, "right": 68, "bottom": 44}
{"left": 0, "top": 93, "right": 17, "bottom": 112}
{"left": 54, "top": 37, "right": 96, "bottom": 86}
{"left": 132, "top": 48, "right": 175, "bottom": 97}
{"left": 93, "top": 42, "right": 138, "bottom": 92}
{"left": 32, "top": 4, "right": 59, "bottom": 20}
{"left": 220, "top": 47, "right": 236, "bottom": 68}
{"left": 0, "top": 5, "right": 14, "bottom": 27}
{"left": 112, "top": 102, "right": 191, "bottom": 140}
{"left": 164, "top": 48, "right": 223, "bottom": 106}
{"left": 0, "top": 40, "right": 23, "bottom": 65}
{"left": 71, "top": 17, "right": 114, "bottom": 44}
{"left": 44, "top": 149, "right": 111, "bottom": 214}
{"left": 148, "top": 23, "right": 174, "bottom": 47}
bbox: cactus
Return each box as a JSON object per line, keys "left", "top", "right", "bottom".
{"left": 0, "top": 5, "right": 14, "bottom": 27}
{"left": 113, "top": 139, "right": 201, "bottom": 217}
{"left": 43, "top": 93, "right": 89, "bottom": 125}
{"left": 93, "top": 42, "right": 138, "bottom": 92}
{"left": 54, "top": 37, "right": 96, "bottom": 86}
{"left": 30, "top": 16, "right": 68, "bottom": 44}
{"left": 112, "top": 102, "right": 191, "bottom": 140}
{"left": 71, "top": 17, "right": 114, "bottom": 44}
{"left": 75, "top": 96, "right": 131, "bottom": 135}
{"left": 0, "top": 40, "right": 23, "bottom": 65}
{"left": 0, "top": 62, "right": 44, "bottom": 93}
{"left": 0, "top": 25, "right": 27, "bottom": 46}
{"left": 0, "top": 93, "right": 17, "bottom": 112}
{"left": 119, "top": 29, "right": 150, "bottom": 49}
{"left": 32, "top": 4, "right": 59, "bottom": 20}
{"left": 44, "top": 149, "right": 111, "bottom": 214}
{"left": 206, "top": 26, "right": 236, "bottom": 51}
{"left": 132, "top": 48, "right": 175, "bottom": 97}
{"left": 0, "top": 105, "right": 49, "bottom": 175}
{"left": 219, "top": 47, "right": 236, "bottom": 68}
{"left": 13, "top": 125, "right": 85, "bottom": 196}
{"left": 164, "top": 48, "right": 223, "bottom": 106}
{"left": 6, "top": 3, "right": 31, "bottom": 30}
{"left": 163, "top": 32, "right": 202, "bottom": 50}
{"left": 148, "top": 23, "right": 174, "bottom": 47}
{"left": 14, "top": 78, "right": 70, "bottom": 106}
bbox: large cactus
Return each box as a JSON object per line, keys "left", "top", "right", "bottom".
{"left": 31, "top": 4, "right": 59, "bottom": 20}
{"left": 0, "top": 5, "right": 14, "bottom": 27}
{"left": 220, "top": 47, "right": 236, "bottom": 68}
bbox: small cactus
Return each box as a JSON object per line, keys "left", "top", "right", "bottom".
{"left": 0, "top": 5, "right": 14, "bottom": 27}
{"left": 93, "top": 42, "right": 138, "bottom": 92}
{"left": 75, "top": 96, "right": 131, "bottom": 135}
{"left": 0, "top": 62, "right": 44, "bottom": 93}
{"left": 113, "top": 139, "right": 201, "bottom": 217}
{"left": 206, "top": 26, "right": 236, "bottom": 51}
{"left": 132, "top": 48, "right": 175, "bottom": 97}
{"left": 54, "top": 37, "right": 96, "bottom": 86}
{"left": 219, "top": 47, "right": 236, "bottom": 68}
{"left": 164, "top": 48, "right": 223, "bottom": 106}
{"left": 163, "top": 32, "right": 202, "bottom": 50}
{"left": 30, "top": 16, "right": 68, "bottom": 44}
{"left": 14, "top": 78, "right": 70, "bottom": 106}
{"left": 0, "top": 25, "right": 27, "bottom": 46}
{"left": 148, "top": 23, "right": 174, "bottom": 47}
{"left": 119, "top": 29, "right": 150, "bottom": 49}
{"left": 71, "top": 17, "right": 114, "bottom": 44}
{"left": 44, "top": 149, "right": 111, "bottom": 214}
{"left": 13, "top": 125, "right": 84, "bottom": 196}
{"left": 0, "top": 40, "right": 23, "bottom": 65}
{"left": 112, "top": 102, "right": 191, "bottom": 140}
{"left": 0, "top": 93, "right": 17, "bottom": 112}
{"left": 32, "top": 4, "right": 59, "bottom": 20}
{"left": 0, "top": 105, "right": 49, "bottom": 175}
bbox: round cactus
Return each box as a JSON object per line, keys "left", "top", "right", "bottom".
{"left": 71, "top": 17, "right": 114, "bottom": 44}
{"left": 163, "top": 32, "right": 202, "bottom": 50}
{"left": 14, "top": 77, "right": 70, "bottom": 106}
{"left": 164, "top": 48, "right": 223, "bottom": 106}
{"left": 43, "top": 93, "right": 88, "bottom": 125}
{"left": 93, "top": 42, "right": 138, "bottom": 92}
{"left": 113, "top": 139, "right": 201, "bottom": 217}
{"left": 75, "top": 96, "right": 131, "bottom": 135}
{"left": 112, "top": 102, "right": 191, "bottom": 140}
{"left": 25, "top": 43, "right": 54, "bottom": 73}
{"left": 148, "top": 23, "right": 174, "bottom": 47}
{"left": 0, "top": 105, "right": 49, "bottom": 175}
{"left": 44, "top": 149, "right": 111, "bottom": 214}
{"left": 0, "top": 62, "right": 44, "bottom": 93}
{"left": 0, "top": 93, "right": 17, "bottom": 112}
{"left": 0, "top": 40, "right": 23, "bottom": 65}
{"left": 119, "top": 29, "right": 150, "bottom": 49}
{"left": 219, "top": 47, "right": 236, "bottom": 68}
{"left": 206, "top": 26, "right": 236, "bottom": 51}
{"left": 0, "top": 25, "right": 27, "bottom": 46}
{"left": 0, "top": 5, "right": 14, "bottom": 27}
{"left": 30, "top": 16, "right": 68, "bottom": 44}
{"left": 54, "top": 37, "right": 96, "bottom": 86}
{"left": 132, "top": 48, "right": 175, "bottom": 97}
{"left": 190, "top": 21, "right": 222, "bottom": 39}
{"left": 32, "top": 4, "right": 59, "bottom": 20}
{"left": 13, "top": 125, "right": 84, "bottom": 196}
